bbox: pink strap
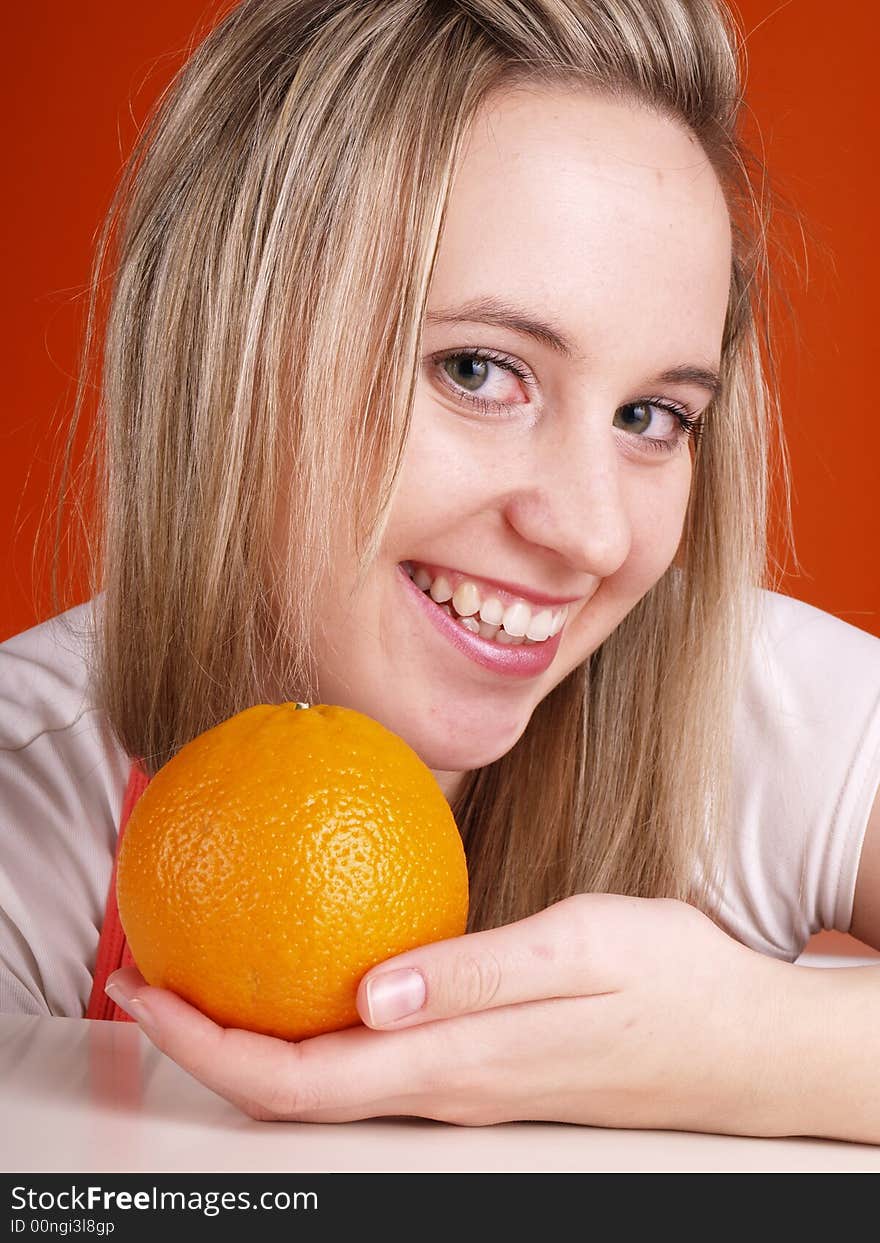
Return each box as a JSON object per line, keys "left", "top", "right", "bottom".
{"left": 85, "top": 759, "right": 150, "bottom": 1021}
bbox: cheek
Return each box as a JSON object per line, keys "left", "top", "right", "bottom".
{"left": 382, "top": 400, "right": 483, "bottom": 543}
{"left": 381, "top": 466, "right": 447, "bottom": 552}
{"left": 620, "top": 454, "right": 694, "bottom": 583}
{"left": 554, "top": 457, "right": 693, "bottom": 678}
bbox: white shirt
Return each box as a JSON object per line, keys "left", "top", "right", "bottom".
{"left": 2, "top": 591, "right": 880, "bottom": 1016}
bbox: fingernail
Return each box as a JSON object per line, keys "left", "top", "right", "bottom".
{"left": 365, "top": 968, "right": 426, "bottom": 1025}
{"left": 105, "top": 978, "right": 158, "bottom": 1039}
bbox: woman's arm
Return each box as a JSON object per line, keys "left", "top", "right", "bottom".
{"left": 850, "top": 778, "right": 880, "bottom": 950}
{"left": 104, "top": 893, "right": 880, "bottom": 1141}
{"left": 756, "top": 775, "right": 880, "bottom": 1146}
{"left": 777, "top": 961, "right": 880, "bottom": 1145}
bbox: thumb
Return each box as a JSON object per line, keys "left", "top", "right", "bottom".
{"left": 355, "top": 894, "right": 619, "bottom": 1029}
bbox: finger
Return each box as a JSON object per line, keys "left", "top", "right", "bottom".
{"left": 356, "top": 892, "right": 624, "bottom": 1029}
{"left": 104, "top": 964, "right": 468, "bottom": 1121}
{"left": 106, "top": 966, "right": 307, "bottom": 1115}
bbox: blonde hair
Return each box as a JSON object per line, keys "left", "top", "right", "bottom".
{"left": 55, "top": 0, "right": 795, "bottom": 931}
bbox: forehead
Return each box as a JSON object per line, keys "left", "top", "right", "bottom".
{"left": 430, "top": 87, "right": 732, "bottom": 368}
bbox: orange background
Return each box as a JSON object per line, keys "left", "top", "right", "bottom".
{"left": 2, "top": 0, "right": 879, "bottom": 643}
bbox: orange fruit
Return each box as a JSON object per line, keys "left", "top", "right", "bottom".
{"left": 116, "top": 703, "right": 469, "bottom": 1040}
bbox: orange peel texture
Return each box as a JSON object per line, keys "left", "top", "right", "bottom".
{"left": 116, "top": 703, "right": 469, "bottom": 1040}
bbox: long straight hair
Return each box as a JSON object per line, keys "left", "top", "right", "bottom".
{"left": 55, "top": 0, "right": 795, "bottom": 931}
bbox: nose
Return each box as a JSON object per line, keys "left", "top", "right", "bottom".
{"left": 502, "top": 406, "right": 633, "bottom": 579}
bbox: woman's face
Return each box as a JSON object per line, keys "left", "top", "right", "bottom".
{"left": 299, "top": 88, "right": 732, "bottom": 799}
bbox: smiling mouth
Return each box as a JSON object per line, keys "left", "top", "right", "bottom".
{"left": 401, "top": 560, "right": 570, "bottom": 646}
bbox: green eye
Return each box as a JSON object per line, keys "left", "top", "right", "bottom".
{"left": 614, "top": 400, "right": 704, "bottom": 456}
{"left": 615, "top": 403, "right": 654, "bottom": 434}
{"left": 431, "top": 348, "right": 533, "bottom": 417}
{"left": 442, "top": 356, "right": 490, "bottom": 392}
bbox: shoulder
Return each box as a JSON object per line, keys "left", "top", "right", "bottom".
{"left": 752, "top": 587, "right": 880, "bottom": 668}
{"left": 0, "top": 598, "right": 101, "bottom": 748}
{"left": 718, "top": 589, "right": 880, "bottom": 961}
{"left": 0, "top": 596, "right": 133, "bottom": 812}
{"left": 739, "top": 588, "right": 880, "bottom": 748}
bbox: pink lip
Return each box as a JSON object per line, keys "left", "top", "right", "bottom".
{"left": 397, "top": 564, "right": 563, "bottom": 679}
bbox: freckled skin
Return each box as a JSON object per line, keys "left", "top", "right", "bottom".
{"left": 273, "top": 89, "right": 732, "bottom": 800}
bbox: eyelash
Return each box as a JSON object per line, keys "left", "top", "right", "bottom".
{"left": 430, "top": 347, "right": 706, "bottom": 455}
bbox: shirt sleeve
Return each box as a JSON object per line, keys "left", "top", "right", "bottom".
{"left": 0, "top": 601, "right": 130, "bottom": 1016}
{"left": 715, "top": 590, "right": 880, "bottom": 960}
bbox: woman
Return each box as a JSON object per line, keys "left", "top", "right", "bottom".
{"left": 2, "top": 0, "right": 880, "bottom": 1138}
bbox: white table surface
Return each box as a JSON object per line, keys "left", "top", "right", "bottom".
{"left": 3, "top": 951, "right": 880, "bottom": 1175}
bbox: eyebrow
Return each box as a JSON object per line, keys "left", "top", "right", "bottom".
{"left": 424, "top": 296, "right": 723, "bottom": 399}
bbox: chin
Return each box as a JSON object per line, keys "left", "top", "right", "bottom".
{"left": 398, "top": 712, "right": 529, "bottom": 775}
{"left": 324, "top": 677, "right": 533, "bottom": 774}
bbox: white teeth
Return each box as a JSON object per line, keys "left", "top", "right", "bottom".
{"left": 501, "top": 601, "right": 531, "bottom": 638}
{"left": 451, "top": 582, "right": 480, "bottom": 617}
{"left": 526, "top": 608, "right": 554, "bottom": 642}
{"left": 429, "top": 575, "right": 453, "bottom": 604}
{"left": 478, "top": 596, "right": 505, "bottom": 626}
{"left": 549, "top": 607, "right": 568, "bottom": 636}
{"left": 407, "top": 561, "right": 571, "bottom": 646}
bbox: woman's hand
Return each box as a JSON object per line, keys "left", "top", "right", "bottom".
{"left": 105, "top": 893, "right": 795, "bottom": 1133}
